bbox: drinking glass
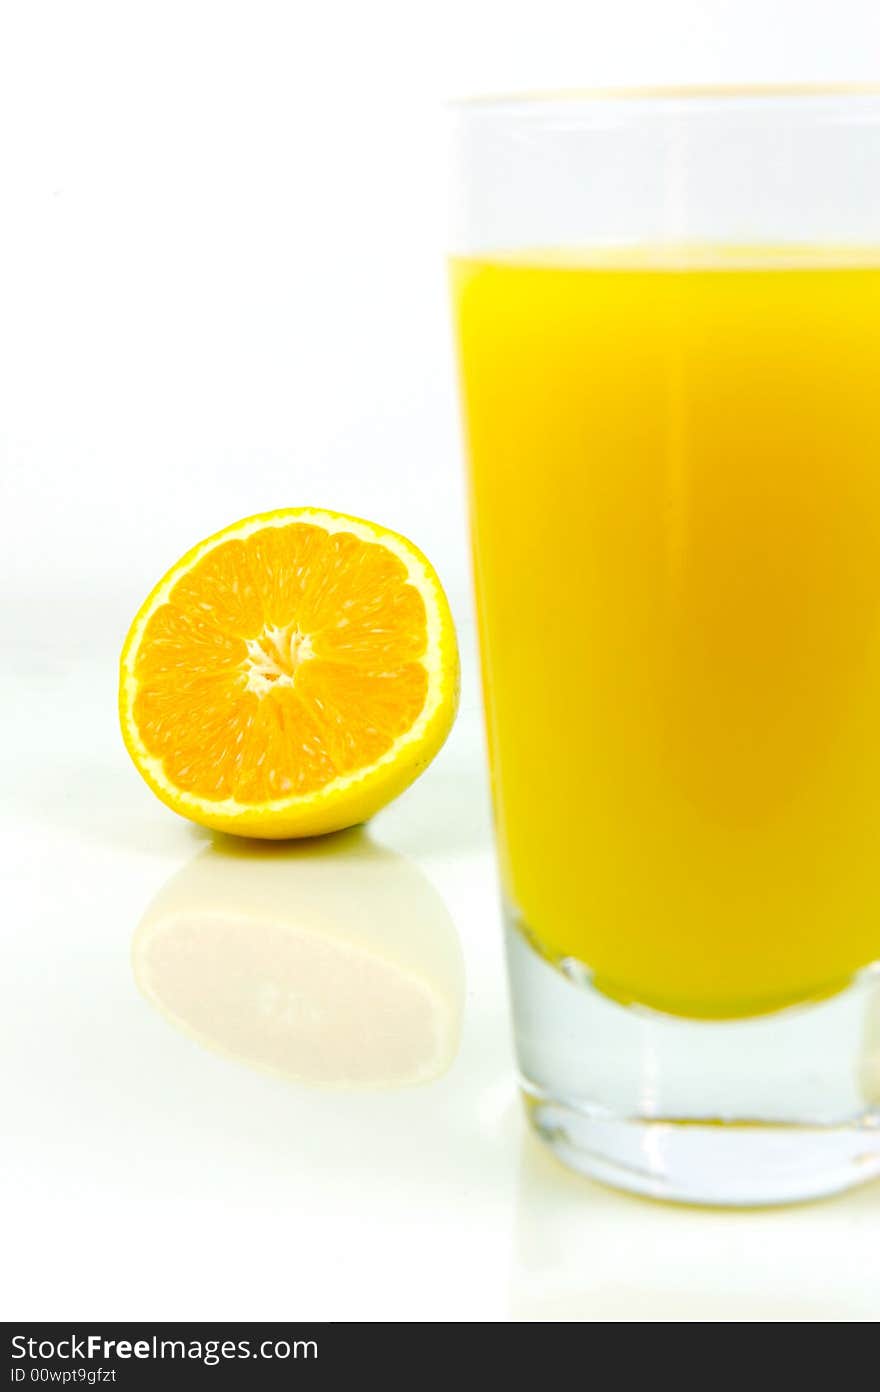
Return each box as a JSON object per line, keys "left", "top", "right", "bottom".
{"left": 450, "top": 86, "right": 880, "bottom": 1205}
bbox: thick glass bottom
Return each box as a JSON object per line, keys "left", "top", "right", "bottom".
{"left": 506, "top": 916, "right": 880, "bottom": 1207}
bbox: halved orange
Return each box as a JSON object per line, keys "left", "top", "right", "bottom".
{"left": 119, "top": 508, "right": 459, "bottom": 837}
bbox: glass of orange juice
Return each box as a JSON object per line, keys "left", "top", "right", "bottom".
{"left": 450, "top": 87, "right": 880, "bottom": 1205}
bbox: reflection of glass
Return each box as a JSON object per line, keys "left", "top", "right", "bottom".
{"left": 860, "top": 983, "right": 880, "bottom": 1108}
{"left": 511, "top": 1131, "right": 880, "bottom": 1322}
{"left": 451, "top": 87, "right": 880, "bottom": 1203}
{"left": 132, "top": 831, "right": 464, "bottom": 1089}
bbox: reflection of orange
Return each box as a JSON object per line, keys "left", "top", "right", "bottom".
{"left": 119, "top": 509, "right": 459, "bottom": 837}
{"left": 132, "top": 832, "right": 464, "bottom": 1088}
{"left": 861, "top": 983, "right": 880, "bottom": 1106}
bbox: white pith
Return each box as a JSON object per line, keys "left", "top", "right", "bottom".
{"left": 243, "top": 623, "right": 315, "bottom": 695}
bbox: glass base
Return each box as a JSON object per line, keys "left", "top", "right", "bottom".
{"left": 506, "top": 918, "right": 880, "bottom": 1207}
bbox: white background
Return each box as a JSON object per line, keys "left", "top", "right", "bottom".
{"left": 2, "top": 0, "right": 880, "bottom": 1323}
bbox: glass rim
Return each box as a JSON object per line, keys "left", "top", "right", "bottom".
{"left": 449, "top": 82, "right": 880, "bottom": 115}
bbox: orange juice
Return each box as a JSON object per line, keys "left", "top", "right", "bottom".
{"left": 452, "top": 246, "right": 880, "bottom": 1019}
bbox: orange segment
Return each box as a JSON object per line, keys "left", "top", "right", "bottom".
{"left": 137, "top": 603, "right": 247, "bottom": 674}
{"left": 169, "top": 539, "right": 266, "bottom": 637}
{"left": 294, "top": 660, "right": 429, "bottom": 774}
{"left": 232, "top": 688, "right": 335, "bottom": 802}
{"left": 244, "top": 522, "right": 329, "bottom": 629}
{"left": 119, "top": 508, "right": 459, "bottom": 838}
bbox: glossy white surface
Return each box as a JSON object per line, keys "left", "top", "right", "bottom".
{"left": 3, "top": 614, "right": 880, "bottom": 1322}
{"left": 3, "top": 0, "right": 880, "bottom": 1324}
